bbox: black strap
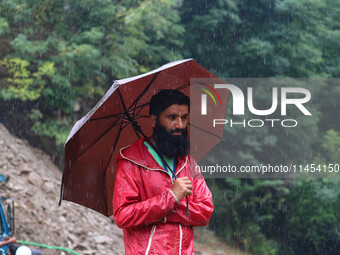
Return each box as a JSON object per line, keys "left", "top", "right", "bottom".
{"left": 142, "top": 137, "right": 191, "bottom": 221}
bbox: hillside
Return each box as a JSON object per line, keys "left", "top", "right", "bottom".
{"left": 0, "top": 123, "right": 247, "bottom": 255}
{"left": 0, "top": 123, "right": 125, "bottom": 255}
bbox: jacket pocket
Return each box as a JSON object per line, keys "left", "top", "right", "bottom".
{"left": 145, "top": 225, "right": 157, "bottom": 255}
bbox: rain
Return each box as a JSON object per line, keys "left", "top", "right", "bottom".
{"left": 0, "top": 0, "right": 340, "bottom": 255}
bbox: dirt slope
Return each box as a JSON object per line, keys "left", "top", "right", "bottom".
{"left": 0, "top": 123, "right": 125, "bottom": 255}
{"left": 0, "top": 123, "right": 248, "bottom": 255}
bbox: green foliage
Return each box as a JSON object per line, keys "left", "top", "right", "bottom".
{"left": 0, "top": 17, "right": 10, "bottom": 35}
{"left": 210, "top": 176, "right": 340, "bottom": 255}
{"left": 180, "top": 0, "right": 338, "bottom": 78}
{"left": 180, "top": 1, "right": 340, "bottom": 254}
{"left": 31, "top": 118, "right": 70, "bottom": 147}
{"left": 0, "top": 0, "right": 184, "bottom": 161}
{"left": 322, "top": 130, "right": 340, "bottom": 163}
{"left": 0, "top": 58, "right": 54, "bottom": 101}
{"left": 278, "top": 179, "right": 340, "bottom": 255}
{"left": 123, "top": 0, "right": 184, "bottom": 70}
{"left": 209, "top": 178, "right": 287, "bottom": 254}
{"left": 10, "top": 34, "right": 50, "bottom": 57}
{"left": 313, "top": 129, "right": 340, "bottom": 166}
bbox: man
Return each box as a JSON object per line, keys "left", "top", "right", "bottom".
{"left": 0, "top": 235, "right": 42, "bottom": 255}
{"left": 0, "top": 235, "right": 17, "bottom": 255}
{"left": 113, "top": 90, "right": 213, "bottom": 254}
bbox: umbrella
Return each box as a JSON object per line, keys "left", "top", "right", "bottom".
{"left": 59, "top": 59, "right": 229, "bottom": 216}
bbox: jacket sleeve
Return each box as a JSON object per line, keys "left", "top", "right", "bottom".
{"left": 112, "top": 159, "right": 178, "bottom": 229}
{"left": 166, "top": 175, "right": 214, "bottom": 226}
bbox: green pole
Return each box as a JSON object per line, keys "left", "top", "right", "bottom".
{"left": 17, "top": 240, "right": 81, "bottom": 255}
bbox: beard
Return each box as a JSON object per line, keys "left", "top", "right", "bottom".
{"left": 152, "top": 120, "right": 190, "bottom": 158}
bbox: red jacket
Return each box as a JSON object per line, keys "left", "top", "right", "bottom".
{"left": 112, "top": 138, "right": 214, "bottom": 255}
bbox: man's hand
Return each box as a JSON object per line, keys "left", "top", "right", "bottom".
{"left": 171, "top": 177, "right": 193, "bottom": 201}
{"left": 0, "top": 235, "right": 17, "bottom": 248}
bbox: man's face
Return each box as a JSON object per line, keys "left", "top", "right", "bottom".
{"left": 152, "top": 104, "right": 189, "bottom": 134}
{"left": 151, "top": 104, "right": 190, "bottom": 158}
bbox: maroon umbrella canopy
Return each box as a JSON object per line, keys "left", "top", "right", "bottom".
{"left": 60, "top": 59, "right": 229, "bottom": 216}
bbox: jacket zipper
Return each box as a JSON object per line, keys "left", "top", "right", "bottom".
{"left": 179, "top": 224, "right": 183, "bottom": 255}
{"left": 145, "top": 225, "right": 157, "bottom": 255}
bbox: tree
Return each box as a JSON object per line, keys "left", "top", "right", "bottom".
{"left": 180, "top": 1, "right": 340, "bottom": 254}
{"left": 0, "top": 0, "right": 184, "bottom": 165}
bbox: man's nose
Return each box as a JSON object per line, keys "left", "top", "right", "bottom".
{"left": 175, "top": 117, "right": 184, "bottom": 129}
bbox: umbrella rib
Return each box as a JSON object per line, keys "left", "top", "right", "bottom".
{"left": 89, "top": 114, "right": 123, "bottom": 122}
{"left": 128, "top": 80, "right": 187, "bottom": 120}
{"left": 127, "top": 81, "right": 188, "bottom": 122}
{"left": 65, "top": 119, "right": 131, "bottom": 187}
{"left": 89, "top": 110, "right": 143, "bottom": 122}
{"left": 60, "top": 119, "right": 131, "bottom": 211}
{"left": 132, "top": 102, "right": 149, "bottom": 120}
{"left": 117, "top": 87, "right": 141, "bottom": 139}
{"left": 189, "top": 123, "right": 224, "bottom": 140}
{"left": 176, "top": 83, "right": 190, "bottom": 91}
{"left": 102, "top": 118, "right": 125, "bottom": 215}
{"left": 129, "top": 81, "right": 190, "bottom": 117}
{"left": 88, "top": 103, "right": 148, "bottom": 122}
{"left": 114, "top": 82, "right": 180, "bottom": 182}
{"left": 72, "top": 118, "right": 123, "bottom": 163}
{"left": 134, "top": 114, "right": 149, "bottom": 120}
{"left": 128, "top": 72, "right": 161, "bottom": 114}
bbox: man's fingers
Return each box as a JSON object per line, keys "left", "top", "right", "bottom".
{"left": 179, "top": 178, "right": 191, "bottom": 185}
{"left": 180, "top": 178, "right": 192, "bottom": 190}
{"left": 171, "top": 177, "right": 193, "bottom": 199}
{"left": 179, "top": 176, "right": 189, "bottom": 179}
{"left": 178, "top": 176, "right": 190, "bottom": 181}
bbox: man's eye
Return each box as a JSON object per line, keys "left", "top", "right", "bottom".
{"left": 169, "top": 116, "right": 176, "bottom": 120}
{"left": 182, "top": 115, "right": 188, "bottom": 121}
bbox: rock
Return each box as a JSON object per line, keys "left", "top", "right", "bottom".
{"left": 93, "top": 235, "right": 112, "bottom": 244}
{"left": 43, "top": 181, "right": 55, "bottom": 194}
{"left": 28, "top": 171, "right": 43, "bottom": 187}
{"left": 8, "top": 182, "right": 24, "bottom": 191}
{"left": 86, "top": 212, "right": 97, "bottom": 225}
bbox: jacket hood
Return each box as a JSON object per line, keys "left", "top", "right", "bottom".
{"left": 118, "top": 138, "right": 188, "bottom": 171}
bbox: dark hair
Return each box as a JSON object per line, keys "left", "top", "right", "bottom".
{"left": 149, "top": 90, "right": 190, "bottom": 116}
{"left": 8, "top": 243, "right": 20, "bottom": 255}
{"left": 31, "top": 249, "right": 42, "bottom": 255}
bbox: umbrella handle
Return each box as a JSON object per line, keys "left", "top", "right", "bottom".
{"left": 186, "top": 196, "right": 191, "bottom": 221}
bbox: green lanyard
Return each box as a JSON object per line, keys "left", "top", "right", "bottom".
{"left": 143, "top": 142, "right": 176, "bottom": 179}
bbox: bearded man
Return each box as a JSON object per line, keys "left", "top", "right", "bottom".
{"left": 113, "top": 89, "right": 213, "bottom": 255}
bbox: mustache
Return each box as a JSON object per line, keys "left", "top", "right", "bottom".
{"left": 170, "top": 128, "right": 186, "bottom": 134}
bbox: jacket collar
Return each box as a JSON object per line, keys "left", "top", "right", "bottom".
{"left": 118, "top": 138, "right": 188, "bottom": 171}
